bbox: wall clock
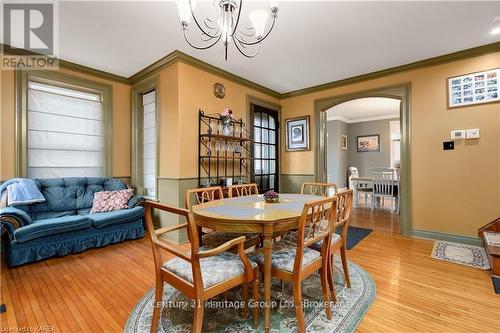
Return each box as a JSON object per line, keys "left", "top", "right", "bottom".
{"left": 213, "top": 82, "right": 226, "bottom": 99}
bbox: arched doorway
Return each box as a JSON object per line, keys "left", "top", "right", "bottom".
{"left": 313, "top": 83, "right": 412, "bottom": 235}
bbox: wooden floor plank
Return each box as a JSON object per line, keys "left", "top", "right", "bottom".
{"left": 1, "top": 206, "right": 499, "bottom": 333}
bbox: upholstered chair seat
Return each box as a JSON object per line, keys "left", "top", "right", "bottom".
{"left": 164, "top": 251, "right": 257, "bottom": 288}
{"left": 248, "top": 239, "right": 321, "bottom": 273}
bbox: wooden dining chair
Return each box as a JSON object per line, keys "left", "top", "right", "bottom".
{"left": 310, "top": 190, "right": 354, "bottom": 302}
{"left": 144, "top": 200, "right": 260, "bottom": 333}
{"left": 248, "top": 196, "right": 337, "bottom": 333}
{"left": 301, "top": 182, "right": 338, "bottom": 197}
{"left": 186, "top": 186, "right": 259, "bottom": 249}
{"left": 228, "top": 183, "right": 259, "bottom": 197}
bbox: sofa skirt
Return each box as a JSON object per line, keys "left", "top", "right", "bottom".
{"left": 6, "top": 219, "right": 144, "bottom": 267}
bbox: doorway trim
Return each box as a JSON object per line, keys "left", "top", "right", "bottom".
{"left": 246, "top": 95, "right": 282, "bottom": 191}
{"left": 313, "top": 83, "right": 412, "bottom": 235}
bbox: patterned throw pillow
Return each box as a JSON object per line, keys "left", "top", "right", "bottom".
{"left": 90, "top": 189, "right": 134, "bottom": 213}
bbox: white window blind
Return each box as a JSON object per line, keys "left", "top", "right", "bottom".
{"left": 27, "top": 81, "right": 104, "bottom": 178}
{"left": 142, "top": 90, "right": 156, "bottom": 198}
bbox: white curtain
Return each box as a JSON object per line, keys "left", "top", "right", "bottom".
{"left": 27, "top": 81, "right": 104, "bottom": 178}
{"left": 142, "top": 90, "right": 156, "bottom": 198}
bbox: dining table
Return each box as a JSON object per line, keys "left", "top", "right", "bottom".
{"left": 192, "top": 193, "right": 324, "bottom": 333}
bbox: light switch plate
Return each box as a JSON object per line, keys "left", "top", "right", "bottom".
{"left": 451, "top": 130, "right": 465, "bottom": 140}
{"left": 466, "top": 128, "right": 480, "bottom": 139}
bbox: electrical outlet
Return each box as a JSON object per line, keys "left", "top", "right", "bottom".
{"left": 466, "top": 128, "right": 480, "bottom": 139}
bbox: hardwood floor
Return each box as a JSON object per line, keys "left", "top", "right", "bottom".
{"left": 1, "top": 209, "right": 499, "bottom": 332}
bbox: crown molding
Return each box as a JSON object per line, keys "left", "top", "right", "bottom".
{"left": 281, "top": 41, "right": 500, "bottom": 99}
{"left": 1, "top": 44, "right": 130, "bottom": 85}
{"left": 3, "top": 41, "right": 500, "bottom": 100}
{"left": 128, "top": 50, "right": 282, "bottom": 99}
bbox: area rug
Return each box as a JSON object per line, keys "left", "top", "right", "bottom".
{"left": 493, "top": 277, "right": 500, "bottom": 295}
{"left": 338, "top": 226, "right": 372, "bottom": 250}
{"left": 125, "top": 259, "right": 375, "bottom": 333}
{"left": 431, "top": 240, "right": 490, "bottom": 270}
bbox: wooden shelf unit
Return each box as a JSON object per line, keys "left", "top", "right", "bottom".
{"left": 198, "top": 110, "right": 254, "bottom": 187}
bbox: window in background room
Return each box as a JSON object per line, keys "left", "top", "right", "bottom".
{"left": 141, "top": 90, "right": 157, "bottom": 198}
{"left": 390, "top": 120, "right": 401, "bottom": 168}
{"left": 252, "top": 105, "right": 279, "bottom": 192}
{"left": 27, "top": 81, "right": 104, "bottom": 178}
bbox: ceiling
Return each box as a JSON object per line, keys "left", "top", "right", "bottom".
{"left": 326, "top": 97, "right": 400, "bottom": 123}
{"left": 2, "top": 1, "right": 499, "bottom": 93}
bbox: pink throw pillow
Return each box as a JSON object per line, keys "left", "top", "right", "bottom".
{"left": 90, "top": 189, "right": 134, "bottom": 213}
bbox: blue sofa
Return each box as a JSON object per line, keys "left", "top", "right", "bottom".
{"left": 0, "top": 177, "right": 145, "bottom": 267}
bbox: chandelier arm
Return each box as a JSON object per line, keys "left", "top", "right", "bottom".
{"left": 235, "top": 16, "right": 276, "bottom": 46}
{"left": 232, "top": 36, "right": 260, "bottom": 58}
{"left": 189, "top": 0, "right": 221, "bottom": 39}
{"left": 231, "top": 0, "right": 243, "bottom": 36}
{"left": 184, "top": 30, "right": 222, "bottom": 50}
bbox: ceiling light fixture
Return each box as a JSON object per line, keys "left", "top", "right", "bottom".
{"left": 176, "top": 0, "right": 279, "bottom": 60}
{"left": 491, "top": 16, "right": 500, "bottom": 35}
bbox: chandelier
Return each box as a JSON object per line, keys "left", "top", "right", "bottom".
{"left": 176, "top": 0, "right": 279, "bottom": 60}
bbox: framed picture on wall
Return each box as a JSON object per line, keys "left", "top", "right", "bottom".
{"left": 285, "top": 116, "right": 310, "bottom": 151}
{"left": 357, "top": 134, "right": 380, "bottom": 152}
{"left": 341, "top": 134, "right": 348, "bottom": 151}
{"left": 447, "top": 67, "right": 500, "bottom": 108}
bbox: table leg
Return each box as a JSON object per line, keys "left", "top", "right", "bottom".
{"left": 262, "top": 225, "right": 273, "bottom": 333}
{"left": 353, "top": 188, "right": 358, "bottom": 207}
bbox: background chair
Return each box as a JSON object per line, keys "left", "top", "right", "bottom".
{"left": 301, "top": 182, "right": 338, "bottom": 197}
{"left": 228, "top": 183, "right": 259, "bottom": 197}
{"left": 144, "top": 201, "right": 259, "bottom": 333}
{"left": 348, "top": 167, "right": 372, "bottom": 206}
{"left": 248, "top": 197, "right": 337, "bottom": 333}
{"left": 371, "top": 168, "right": 396, "bottom": 212}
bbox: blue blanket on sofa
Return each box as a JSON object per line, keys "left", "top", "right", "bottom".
{"left": 0, "top": 178, "right": 46, "bottom": 206}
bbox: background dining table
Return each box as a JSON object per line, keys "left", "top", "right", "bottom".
{"left": 192, "top": 193, "right": 323, "bottom": 333}
{"left": 351, "top": 175, "right": 400, "bottom": 208}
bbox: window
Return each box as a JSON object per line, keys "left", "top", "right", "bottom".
{"left": 252, "top": 105, "right": 279, "bottom": 192}
{"left": 27, "top": 80, "right": 105, "bottom": 178}
{"left": 141, "top": 90, "right": 157, "bottom": 198}
{"left": 390, "top": 120, "right": 401, "bottom": 168}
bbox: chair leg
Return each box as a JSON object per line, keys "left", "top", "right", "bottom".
{"left": 320, "top": 265, "right": 333, "bottom": 321}
{"left": 292, "top": 280, "right": 305, "bottom": 333}
{"left": 150, "top": 281, "right": 164, "bottom": 333}
{"left": 242, "top": 282, "right": 249, "bottom": 319}
{"left": 192, "top": 299, "right": 205, "bottom": 333}
{"left": 252, "top": 268, "right": 260, "bottom": 327}
{"left": 340, "top": 246, "right": 351, "bottom": 288}
{"left": 327, "top": 255, "right": 337, "bottom": 303}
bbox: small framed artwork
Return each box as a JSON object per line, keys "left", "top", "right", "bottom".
{"left": 341, "top": 134, "right": 348, "bottom": 151}
{"left": 286, "top": 116, "right": 310, "bottom": 151}
{"left": 357, "top": 134, "right": 380, "bottom": 152}
{"left": 447, "top": 67, "right": 500, "bottom": 108}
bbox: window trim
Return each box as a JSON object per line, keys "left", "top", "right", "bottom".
{"left": 131, "top": 76, "right": 159, "bottom": 199}
{"left": 15, "top": 69, "right": 113, "bottom": 178}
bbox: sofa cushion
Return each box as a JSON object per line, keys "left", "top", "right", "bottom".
{"left": 88, "top": 206, "right": 144, "bottom": 228}
{"left": 14, "top": 215, "right": 92, "bottom": 243}
{"left": 90, "top": 189, "right": 134, "bottom": 213}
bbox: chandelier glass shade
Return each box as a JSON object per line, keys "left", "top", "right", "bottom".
{"left": 176, "top": 0, "right": 279, "bottom": 60}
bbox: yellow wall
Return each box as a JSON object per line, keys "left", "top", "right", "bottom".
{"left": 0, "top": 67, "right": 131, "bottom": 180}
{"left": 281, "top": 52, "right": 500, "bottom": 237}
{"left": 174, "top": 62, "right": 280, "bottom": 178}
